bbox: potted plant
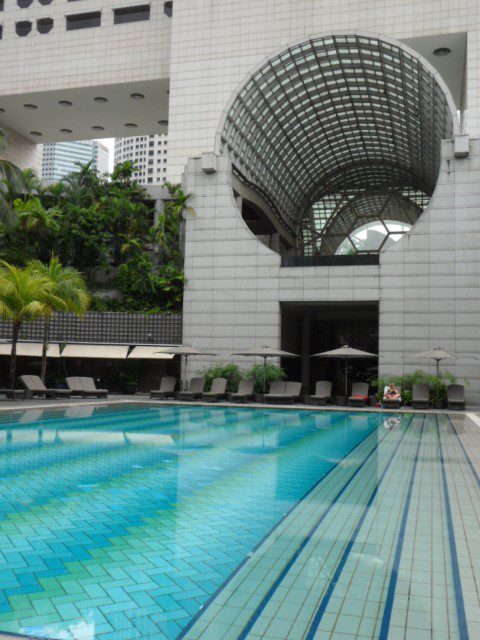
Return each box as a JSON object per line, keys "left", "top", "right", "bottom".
{"left": 119, "top": 362, "right": 140, "bottom": 394}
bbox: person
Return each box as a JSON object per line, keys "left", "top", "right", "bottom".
{"left": 384, "top": 382, "right": 401, "bottom": 400}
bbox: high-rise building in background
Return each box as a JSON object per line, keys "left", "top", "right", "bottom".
{"left": 114, "top": 134, "right": 168, "bottom": 185}
{"left": 41, "top": 140, "right": 110, "bottom": 182}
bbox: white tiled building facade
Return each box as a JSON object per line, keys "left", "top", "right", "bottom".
{"left": 114, "top": 134, "right": 168, "bottom": 185}
{"left": 41, "top": 140, "right": 110, "bottom": 182}
{"left": 2, "top": 1, "right": 480, "bottom": 400}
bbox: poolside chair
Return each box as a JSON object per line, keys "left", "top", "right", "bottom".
{"left": 265, "top": 380, "right": 302, "bottom": 404}
{"left": 412, "top": 383, "right": 430, "bottom": 409}
{"left": 19, "top": 375, "right": 72, "bottom": 399}
{"left": 382, "top": 385, "right": 402, "bottom": 408}
{"left": 229, "top": 380, "right": 254, "bottom": 402}
{"left": 348, "top": 382, "right": 370, "bottom": 407}
{"left": 447, "top": 384, "right": 465, "bottom": 410}
{"left": 202, "top": 377, "right": 227, "bottom": 402}
{"left": 66, "top": 377, "right": 108, "bottom": 398}
{"left": 311, "top": 381, "right": 332, "bottom": 405}
{"left": 177, "top": 377, "right": 205, "bottom": 401}
{"left": 150, "top": 376, "right": 177, "bottom": 399}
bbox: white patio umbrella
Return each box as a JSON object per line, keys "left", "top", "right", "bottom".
{"left": 415, "top": 347, "right": 456, "bottom": 377}
{"left": 310, "top": 344, "right": 378, "bottom": 396}
{"left": 155, "top": 344, "right": 216, "bottom": 390}
{"left": 232, "top": 345, "right": 300, "bottom": 393}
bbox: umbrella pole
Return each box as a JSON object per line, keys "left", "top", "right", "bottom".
{"left": 184, "top": 354, "right": 188, "bottom": 391}
{"left": 263, "top": 357, "right": 267, "bottom": 395}
{"left": 345, "top": 358, "right": 348, "bottom": 396}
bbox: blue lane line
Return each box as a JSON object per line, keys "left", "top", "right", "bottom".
{"left": 304, "top": 415, "right": 419, "bottom": 640}
{"left": 176, "top": 413, "right": 389, "bottom": 640}
{"left": 438, "top": 415, "right": 470, "bottom": 640}
{"left": 235, "top": 414, "right": 415, "bottom": 640}
{"left": 446, "top": 415, "right": 480, "bottom": 487}
{"left": 377, "top": 414, "right": 426, "bottom": 640}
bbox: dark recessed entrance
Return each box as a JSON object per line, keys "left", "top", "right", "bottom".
{"left": 281, "top": 301, "right": 378, "bottom": 395}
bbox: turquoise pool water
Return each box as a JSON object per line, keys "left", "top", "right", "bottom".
{"left": 0, "top": 405, "right": 478, "bottom": 640}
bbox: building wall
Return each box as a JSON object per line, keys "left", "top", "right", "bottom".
{"left": 0, "top": 125, "right": 41, "bottom": 171}
{"left": 182, "top": 155, "right": 379, "bottom": 374}
{"left": 0, "top": 0, "right": 171, "bottom": 95}
{"left": 167, "top": 0, "right": 478, "bottom": 180}
{"left": 182, "top": 141, "right": 480, "bottom": 403}
{"left": 379, "top": 138, "right": 480, "bottom": 399}
{"left": 114, "top": 134, "right": 168, "bottom": 185}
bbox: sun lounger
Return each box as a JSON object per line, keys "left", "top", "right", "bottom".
{"left": 412, "top": 383, "right": 430, "bottom": 409}
{"left": 447, "top": 384, "right": 465, "bottom": 410}
{"left": 150, "top": 376, "right": 177, "bottom": 399}
{"left": 348, "top": 382, "right": 369, "bottom": 407}
{"left": 202, "top": 377, "right": 227, "bottom": 402}
{"left": 230, "top": 380, "right": 255, "bottom": 402}
{"left": 311, "top": 381, "right": 332, "bottom": 405}
{"left": 178, "top": 377, "right": 205, "bottom": 400}
{"left": 19, "top": 375, "right": 72, "bottom": 399}
{"left": 0, "top": 388, "right": 27, "bottom": 400}
{"left": 66, "top": 377, "right": 108, "bottom": 398}
{"left": 382, "top": 385, "right": 402, "bottom": 408}
{"left": 265, "top": 380, "right": 302, "bottom": 404}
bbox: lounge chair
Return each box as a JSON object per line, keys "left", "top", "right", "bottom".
{"left": 230, "top": 380, "right": 255, "bottom": 402}
{"left": 348, "top": 382, "right": 370, "bottom": 407}
{"left": 202, "top": 377, "right": 227, "bottom": 402}
{"left": 19, "top": 375, "right": 72, "bottom": 399}
{"left": 447, "top": 384, "right": 465, "bottom": 410}
{"left": 412, "top": 383, "right": 430, "bottom": 409}
{"left": 265, "top": 380, "right": 302, "bottom": 404}
{"left": 66, "top": 377, "right": 108, "bottom": 398}
{"left": 177, "top": 377, "right": 205, "bottom": 401}
{"left": 382, "top": 385, "right": 402, "bottom": 408}
{"left": 311, "top": 381, "right": 332, "bottom": 405}
{"left": 150, "top": 376, "right": 177, "bottom": 399}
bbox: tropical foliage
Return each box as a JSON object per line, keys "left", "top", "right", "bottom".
{"left": 0, "top": 161, "right": 189, "bottom": 312}
{"left": 245, "top": 363, "right": 286, "bottom": 394}
{"left": 202, "top": 364, "right": 243, "bottom": 393}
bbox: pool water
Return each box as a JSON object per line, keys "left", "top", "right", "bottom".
{"left": 0, "top": 405, "right": 478, "bottom": 640}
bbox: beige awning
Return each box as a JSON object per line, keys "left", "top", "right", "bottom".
{"left": 127, "top": 346, "right": 175, "bottom": 360}
{"left": 0, "top": 342, "right": 60, "bottom": 357}
{"left": 61, "top": 344, "right": 129, "bottom": 359}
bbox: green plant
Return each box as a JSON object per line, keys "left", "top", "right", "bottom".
{"left": 375, "top": 369, "right": 458, "bottom": 406}
{"left": 202, "top": 363, "right": 242, "bottom": 393}
{"left": 246, "top": 363, "right": 286, "bottom": 394}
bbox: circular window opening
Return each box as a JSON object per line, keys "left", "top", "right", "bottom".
{"left": 37, "top": 18, "right": 53, "bottom": 34}
{"left": 16, "top": 20, "right": 32, "bottom": 36}
{"left": 130, "top": 93, "right": 144, "bottom": 100}
{"left": 17, "top": 0, "right": 32, "bottom": 7}
{"left": 58, "top": 100, "right": 73, "bottom": 107}
{"left": 125, "top": 122, "right": 137, "bottom": 128}
{"left": 38, "top": 0, "right": 53, "bottom": 4}
{"left": 0, "top": 108, "right": 5, "bottom": 114}
{"left": 30, "top": 131, "right": 42, "bottom": 137}
{"left": 23, "top": 103, "right": 37, "bottom": 110}
{"left": 92, "top": 125, "right": 104, "bottom": 131}
{"left": 336, "top": 221, "right": 412, "bottom": 255}
{"left": 94, "top": 96, "right": 108, "bottom": 103}
{"left": 60, "top": 128, "right": 72, "bottom": 134}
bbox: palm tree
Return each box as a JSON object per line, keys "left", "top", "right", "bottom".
{"left": 29, "top": 257, "right": 90, "bottom": 381}
{"left": 0, "top": 261, "right": 63, "bottom": 388}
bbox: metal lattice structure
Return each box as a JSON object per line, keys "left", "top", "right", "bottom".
{"left": 218, "top": 33, "right": 456, "bottom": 255}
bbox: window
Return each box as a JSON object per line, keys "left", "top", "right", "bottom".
{"left": 17, "top": 0, "right": 32, "bottom": 7}
{"left": 0, "top": 1, "right": 4, "bottom": 11}
{"left": 163, "top": 1, "right": 172, "bottom": 17}
{"left": 66, "top": 11, "right": 101, "bottom": 30}
{"left": 16, "top": 20, "right": 32, "bottom": 36}
{"left": 39, "top": 0, "right": 53, "bottom": 4}
{"left": 113, "top": 5, "right": 150, "bottom": 24}
{"left": 37, "top": 17, "right": 53, "bottom": 33}
{"left": 0, "top": 25, "right": 2, "bottom": 39}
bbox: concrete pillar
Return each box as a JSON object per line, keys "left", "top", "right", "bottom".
{"left": 301, "top": 316, "right": 311, "bottom": 393}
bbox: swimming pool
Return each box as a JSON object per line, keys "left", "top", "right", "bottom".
{"left": 0, "top": 405, "right": 477, "bottom": 640}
